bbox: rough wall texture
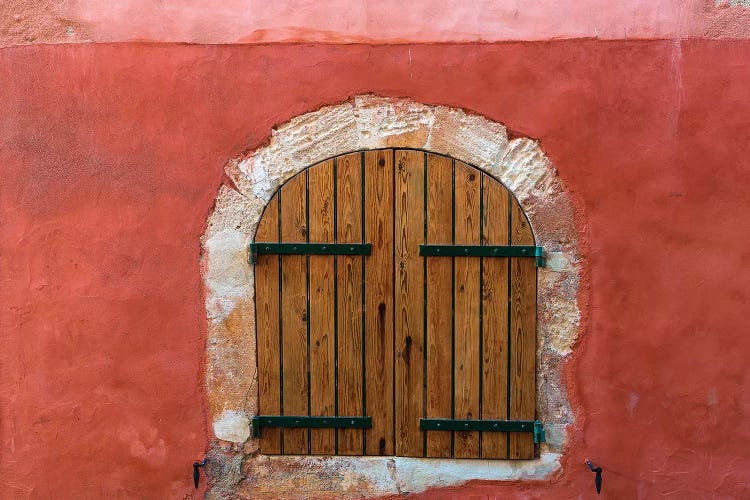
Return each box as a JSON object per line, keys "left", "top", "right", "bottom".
{"left": 2, "top": 41, "right": 750, "bottom": 498}
{"left": 2, "top": 0, "right": 750, "bottom": 46}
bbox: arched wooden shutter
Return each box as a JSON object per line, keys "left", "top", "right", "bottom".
{"left": 252, "top": 150, "right": 542, "bottom": 459}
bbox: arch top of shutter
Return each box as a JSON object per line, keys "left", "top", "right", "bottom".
{"left": 252, "top": 149, "right": 542, "bottom": 459}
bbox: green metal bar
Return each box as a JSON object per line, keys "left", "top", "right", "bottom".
{"left": 534, "top": 421, "right": 546, "bottom": 444}
{"left": 420, "top": 418, "right": 544, "bottom": 440}
{"left": 252, "top": 416, "right": 373, "bottom": 438}
{"left": 249, "top": 242, "right": 372, "bottom": 263}
{"left": 419, "top": 244, "right": 544, "bottom": 266}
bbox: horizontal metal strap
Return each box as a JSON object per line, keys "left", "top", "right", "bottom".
{"left": 249, "top": 242, "right": 372, "bottom": 264}
{"left": 251, "top": 415, "right": 372, "bottom": 438}
{"left": 420, "top": 419, "right": 545, "bottom": 443}
{"left": 419, "top": 244, "right": 545, "bottom": 267}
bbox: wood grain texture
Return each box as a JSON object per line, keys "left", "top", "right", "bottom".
{"left": 254, "top": 151, "right": 536, "bottom": 460}
{"left": 480, "top": 175, "right": 510, "bottom": 459}
{"left": 280, "top": 172, "right": 309, "bottom": 454}
{"left": 364, "top": 150, "right": 395, "bottom": 456}
{"left": 425, "top": 153, "right": 453, "bottom": 458}
{"left": 336, "top": 153, "right": 364, "bottom": 455}
{"left": 452, "top": 161, "right": 481, "bottom": 458}
{"left": 394, "top": 150, "right": 425, "bottom": 457}
{"left": 308, "top": 161, "right": 336, "bottom": 454}
{"left": 509, "top": 196, "right": 536, "bottom": 459}
{"left": 255, "top": 193, "right": 281, "bottom": 454}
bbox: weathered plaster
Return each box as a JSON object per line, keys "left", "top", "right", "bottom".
{"left": 201, "top": 95, "right": 582, "bottom": 498}
{"left": 5, "top": 0, "right": 750, "bottom": 47}
{"left": 238, "top": 453, "right": 562, "bottom": 499}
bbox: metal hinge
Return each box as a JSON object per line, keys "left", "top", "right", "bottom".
{"left": 420, "top": 418, "right": 545, "bottom": 443}
{"left": 419, "top": 245, "right": 545, "bottom": 267}
{"left": 534, "top": 420, "right": 546, "bottom": 443}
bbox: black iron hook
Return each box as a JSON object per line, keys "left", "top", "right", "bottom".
{"left": 585, "top": 459, "right": 603, "bottom": 494}
{"left": 193, "top": 457, "right": 208, "bottom": 489}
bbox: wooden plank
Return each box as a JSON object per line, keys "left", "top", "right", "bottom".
{"left": 336, "top": 153, "right": 364, "bottom": 455}
{"left": 480, "top": 174, "right": 510, "bottom": 459}
{"left": 364, "top": 150, "right": 395, "bottom": 456}
{"left": 509, "top": 196, "right": 537, "bottom": 459}
{"left": 280, "top": 172, "right": 309, "bottom": 454}
{"left": 307, "top": 161, "right": 336, "bottom": 455}
{"left": 255, "top": 193, "right": 281, "bottom": 454}
{"left": 394, "top": 149, "right": 425, "bottom": 457}
{"left": 425, "top": 153, "right": 453, "bottom": 458}
{"left": 452, "top": 161, "right": 481, "bottom": 458}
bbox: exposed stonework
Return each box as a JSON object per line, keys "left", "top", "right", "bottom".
{"left": 717, "top": 0, "right": 750, "bottom": 7}
{"left": 238, "top": 453, "right": 562, "bottom": 499}
{"left": 201, "top": 95, "right": 584, "bottom": 498}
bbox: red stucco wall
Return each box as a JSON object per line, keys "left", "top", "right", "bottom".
{"left": 1, "top": 41, "right": 749, "bottom": 498}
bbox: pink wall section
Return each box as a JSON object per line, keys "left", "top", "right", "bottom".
{"left": 1, "top": 41, "right": 750, "bottom": 498}
{"left": 3, "top": 0, "right": 750, "bottom": 46}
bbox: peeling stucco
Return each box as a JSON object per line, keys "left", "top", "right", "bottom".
{"left": 201, "top": 95, "right": 583, "bottom": 497}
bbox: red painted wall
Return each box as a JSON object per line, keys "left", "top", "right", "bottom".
{"left": 1, "top": 41, "right": 749, "bottom": 498}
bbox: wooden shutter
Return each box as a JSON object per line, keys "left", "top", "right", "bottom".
{"left": 253, "top": 150, "right": 540, "bottom": 459}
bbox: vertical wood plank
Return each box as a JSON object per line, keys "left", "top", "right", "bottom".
{"left": 280, "top": 172, "right": 309, "bottom": 454}
{"left": 364, "top": 150, "right": 395, "bottom": 456}
{"left": 425, "top": 153, "right": 453, "bottom": 458}
{"left": 480, "top": 175, "right": 510, "bottom": 459}
{"left": 336, "top": 153, "right": 364, "bottom": 455}
{"left": 394, "top": 150, "right": 425, "bottom": 457}
{"left": 452, "top": 161, "right": 481, "bottom": 458}
{"left": 308, "top": 161, "right": 336, "bottom": 454}
{"left": 509, "top": 196, "right": 536, "bottom": 459}
{"left": 255, "top": 193, "right": 281, "bottom": 454}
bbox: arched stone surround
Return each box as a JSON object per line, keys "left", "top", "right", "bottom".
{"left": 200, "top": 95, "right": 582, "bottom": 498}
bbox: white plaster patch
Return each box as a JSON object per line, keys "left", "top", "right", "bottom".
{"left": 393, "top": 453, "right": 561, "bottom": 492}
{"left": 495, "top": 138, "right": 556, "bottom": 204}
{"left": 545, "top": 251, "right": 576, "bottom": 272}
{"left": 203, "top": 230, "right": 252, "bottom": 323}
{"left": 540, "top": 297, "right": 580, "bottom": 356}
{"left": 427, "top": 106, "right": 509, "bottom": 170}
{"left": 243, "top": 453, "right": 561, "bottom": 498}
{"left": 212, "top": 409, "right": 250, "bottom": 443}
{"left": 354, "top": 95, "right": 434, "bottom": 148}
{"left": 233, "top": 103, "right": 361, "bottom": 201}
{"left": 202, "top": 185, "right": 264, "bottom": 243}
{"left": 540, "top": 423, "right": 567, "bottom": 449}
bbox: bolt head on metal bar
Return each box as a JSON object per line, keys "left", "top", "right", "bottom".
{"left": 419, "top": 245, "right": 545, "bottom": 267}
{"left": 251, "top": 415, "right": 372, "bottom": 438}
{"left": 419, "top": 418, "right": 542, "bottom": 434}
